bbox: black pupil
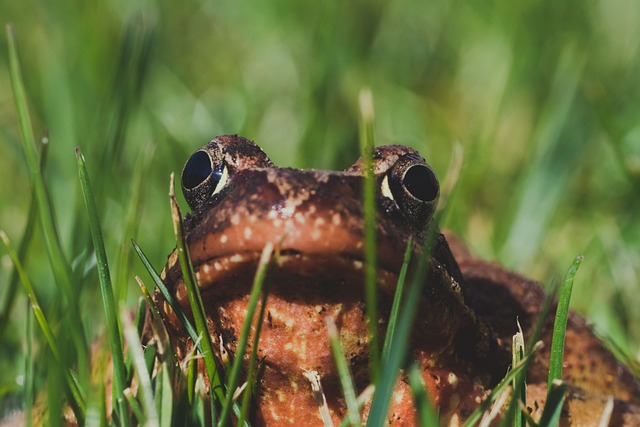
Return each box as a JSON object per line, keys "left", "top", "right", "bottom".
{"left": 403, "top": 165, "right": 438, "bottom": 202}
{"left": 182, "top": 151, "right": 213, "bottom": 189}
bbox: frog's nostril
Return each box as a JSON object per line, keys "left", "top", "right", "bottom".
{"left": 403, "top": 165, "right": 438, "bottom": 202}
{"left": 183, "top": 151, "right": 212, "bottom": 189}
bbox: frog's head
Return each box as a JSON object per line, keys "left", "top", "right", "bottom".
{"left": 153, "top": 135, "right": 492, "bottom": 426}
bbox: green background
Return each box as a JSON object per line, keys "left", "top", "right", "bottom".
{"left": 1, "top": 0, "right": 639, "bottom": 407}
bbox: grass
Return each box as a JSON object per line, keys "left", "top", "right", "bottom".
{"left": 1, "top": 0, "right": 640, "bottom": 425}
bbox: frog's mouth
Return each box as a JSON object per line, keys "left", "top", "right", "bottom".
{"left": 161, "top": 242, "right": 406, "bottom": 312}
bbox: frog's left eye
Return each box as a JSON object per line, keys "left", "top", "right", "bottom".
{"left": 383, "top": 155, "right": 439, "bottom": 227}
{"left": 181, "top": 149, "right": 229, "bottom": 210}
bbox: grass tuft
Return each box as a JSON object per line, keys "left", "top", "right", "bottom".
{"left": 358, "top": 88, "right": 380, "bottom": 384}
{"left": 0, "top": 230, "right": 86, "bottom": 421}
{"left": 76, "top": 147, "right": 129, "bottom": 425}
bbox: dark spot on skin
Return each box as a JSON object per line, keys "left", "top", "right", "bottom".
{"left": 222, "top": 328, "right": 237, "bottom": 344}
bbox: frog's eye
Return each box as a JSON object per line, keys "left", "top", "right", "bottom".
{"left": 384, "top": 155, "right": 439, "bottom": 227}
{"left": 181, "top": 149, "right": 229, "bottom": 210}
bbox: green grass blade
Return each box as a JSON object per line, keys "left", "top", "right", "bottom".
{"left": 121, "top": 306, "right": 160, "bottom": 427}
{"left": 169, "top": 174, "right": 222, "bottom": 421}
{"left": 0, "top": 230, "right": 86, "bottom": 420}
{"left": 132, "top": 240, "right": 200, "bottom": 345}
{"left": 358, "top": 88, "right": 380, "bottom": 384}
{"left": 238, "top": 275, "right": 271, "bottom": 427}
{"left": 75, "top": 148, "right": 129, "bottom": 425}
{"left": 327, "top": 316, "right": 360, "bottom": 426}
{"left": 6, "top": 25, "right": 87, "bottom": 357}
{"left": 537, "top": 380, "right": 566, "bottom": 427}
{"left": 512, "top": 323, "right": 526, "bottom": 427}
{"left": 116, "top": 144, "right": 154, "bottom": 303}
{"left": 499, "top": 279, "right": 562, "bottom": 427}
{"left": 461, "top": 345, "right": 541, "bottom": 427}
{"left": 407, "top": 362, "right": 439, "bottom": 427}
{"left": 156, "top": 363, "right": 173, "bottom": 427}
{"left": 547, "top": 255, "right": 583, "bottom": 391}
{"left": 25, "top": 300, "right": 34, "bottom": 427}
{"left": 220, "top": 243, "right": 273, "bottom": 427}
{"left": 0, "top": 137, "right": 47, "bottom": 341}
{"left": 366, "top": 224, "right": 438, "bottom": 427}
{"left": 381, "top": 239, "right": 412, "bottom": 363}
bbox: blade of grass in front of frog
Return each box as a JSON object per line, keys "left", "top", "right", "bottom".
{"left": 326, "top": 316, "right": 360, "bottom": 426}
{"left": 121, "top": 305, "right": 160, "bottom": 427}
{"left": 6, "top": 24, "right": 89, "bottom": 361}
{"left": 381, "top": 238, "right": 412, "bottom": 363}
{"left": 365, "top": 220, "right": 438, "bottom": 427}
{"left": 461, "top": 347, "right": 540, "bottom": 427}
{"left": 122, "top": 297, "right": 150, "bottom": 385}
{"left": 537, "top": 380, "right": 566, "bottom": 427}
{"left": 187, "top": 357, "right": 198, "bottom": 404}
{"left": 512, "top": 322, "right": 526, "bottom": 427}
{"left": 25, "top": 300, "right": 34, "bottom": 427}
{"left": 547, "top": 255, "right": 583, "bottom": 391}
{"left": 154, "top": 362, "right": 173, "bottom": 427}
{"left": 0, "top": 230, "right": 87, "bottom": 420}
{"left": 219, "top": 243, "right": 273, "bottom": 427}
{"left": 407, "top": 361, "right": 439, "bottom": 426}
{"left": 238, "top": 275, "right": 272, "bottom": 427}
{"left": 0, "top": 136, "right": 48, "bottom": 341}
{"left": 169, "top": 175, "right": 223, "bottom": 424}
{"left": 76, "top": 148, "right": 130, "bottom": 426}
{"left": 337, "top": 387, "right": 375, "bottom": 427}
{"left": 498, "top": 279, "right": 562, "bottom": 427}
{"left": 358, "top": 88, "right": 380, "bottom": 384}
{"left": 116, "top": 144, "right": 155, "bottom": 303}
{"left": 132, "top": 240, "right": 201, "bottom": 347}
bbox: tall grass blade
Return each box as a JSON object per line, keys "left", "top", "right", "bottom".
{"left": 537, "top": 380, "right": 566, "bottom": 427}
{"left": 220, "top": 243, "right": 273, "bottom": 427}
{"left": 169, "top": 174, "right": 221, "bottom": 422}
{"left": 365, "top": 223, "right": 437, "bottom": 427}
{"left": 238, "top": 273, "right": 272, "bottom": 427}
{"left": 121, "top": 306, "right": 160, "bottom": 427}
{"left": 358, "top": 88, "right": 380, "bottom": 383}
{"left": 25, "top": 301, "right": 34, "bottom": 427}
{"left": 0, "top": 136, "right": 47, "bottom": 341}
{"left": 115, "top": 144, "right": 154, "bottom": 303}
{"left": 548, "top": 255, "right": 583, "bottom": 390}
{"left": 75, "top": 148, "right": 129, "bottom": 425}
{"left": 132, "top": 240, "right": 199, "bottom": 345}
{"left": 156, "top": 363, "right": 173, "bottom": 427}
{"left": 326, "top": 316, "right": 360, "bottom": 426}
{"left": 0, "top": 231, "right": 86, "bottom": 421}
{"left": 381, "top": 239, "right": 412, "bottom": 363}
{"left": 6, "top": 23, "right": 88, "bottom": 359}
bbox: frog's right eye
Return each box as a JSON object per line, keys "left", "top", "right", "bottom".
{"left": 181, "top": 149, "right": 229, "bottom": 210}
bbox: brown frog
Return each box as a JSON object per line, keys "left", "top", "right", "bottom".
{"left": 154, "top": 135, "right": 640, "bottom": 426}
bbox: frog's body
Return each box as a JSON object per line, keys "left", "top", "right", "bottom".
{"left": 153, "top": 135, "right": 640, "bottom": 426}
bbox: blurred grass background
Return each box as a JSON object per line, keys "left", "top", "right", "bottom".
{"left": 1, "top": 0, "right": 639, "bottom": 414}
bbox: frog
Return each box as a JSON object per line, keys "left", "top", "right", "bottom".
{"left": 153, "top": 134, "right": 640, "bottom": 426}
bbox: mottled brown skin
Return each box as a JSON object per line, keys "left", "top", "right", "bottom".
{"left": 153, "top": 135, "right": 640, "bottom": 426}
